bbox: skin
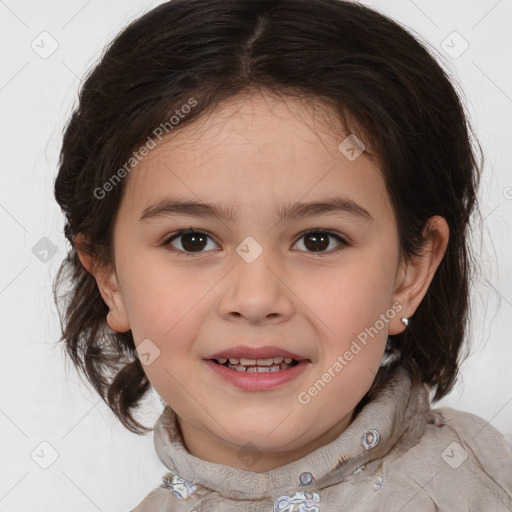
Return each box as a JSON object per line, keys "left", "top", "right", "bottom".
{"left": 77, "top": 90, "right": 449, "bottom": 472}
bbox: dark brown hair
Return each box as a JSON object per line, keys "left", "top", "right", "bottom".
{"left": 53, "top": 0, "right": 483, "bottom": 434}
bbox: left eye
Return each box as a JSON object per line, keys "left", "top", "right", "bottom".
{"left": 163, "top": 228, "right": 347, "bottom": 256}
{"left": 293, "top": 229, "right": 347, "bottom": 254}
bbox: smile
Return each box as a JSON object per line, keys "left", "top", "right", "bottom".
{"left": 204, "top": 358, "right": 309, "bottom": 391}
{"left": 213, "top": 356, "right": 299, "bottom": 372}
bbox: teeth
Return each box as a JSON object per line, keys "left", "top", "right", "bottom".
{"left": 248, "top": 366, "right": 281, "bottom": 372}
{"left": 246, "top": 365, "right": 281, "bottom": 372}
{"left": 239, "top": 357, "right": 257, "bottom": 365}
{"left": 217, "top": 355, "right": 300, "bottom": 372}
{"left": 226, "top": 362, "right": 296, "bottom": 372}
{"left": 223, "top": 356, "right": 294, "bottom": 366}
{"left": 257, "top": 358, "right": 274, "bottom": 366}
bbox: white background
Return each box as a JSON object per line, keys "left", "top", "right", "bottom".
{"left": 1, "top": 0, "right": 511, "bottom": 510}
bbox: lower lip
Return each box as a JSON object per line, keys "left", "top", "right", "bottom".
{"left": 203, "top": 359, "right": 310, "bottom": 391}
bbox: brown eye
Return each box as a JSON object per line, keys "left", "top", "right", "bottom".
{"left": 164, "top": 228, "right": 347, "bottom": 257}
{"left": 294, "top": 229, "right": 347, "bottom": 254}
{"left": 165, "top": 229, "right": 219, "bottom": 255}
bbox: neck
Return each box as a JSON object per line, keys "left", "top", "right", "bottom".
{"left": 177, "top": 409, "right": 355, "bottom": 472}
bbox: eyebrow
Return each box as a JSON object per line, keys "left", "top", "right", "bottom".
{"left": 138, "top": 196, "right": 374, "bottom": 224}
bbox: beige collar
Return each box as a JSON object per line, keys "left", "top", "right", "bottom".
{"left": 152, "top": 364, "right": 431, "bottom": 498}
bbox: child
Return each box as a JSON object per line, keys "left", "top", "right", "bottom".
{"left": 53, "top": 0, "right": 512, "bottom": 510}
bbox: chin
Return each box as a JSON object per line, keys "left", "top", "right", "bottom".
{"left": 218, "top": 418, "right": 311, "bottom": 453}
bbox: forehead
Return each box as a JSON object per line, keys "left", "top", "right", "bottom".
{"left": 119, "top": 92, "right": 394, "bottom": 226}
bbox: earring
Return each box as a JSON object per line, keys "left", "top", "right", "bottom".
{"left": 401, "top": 317, "right": 409, "bottom": 328}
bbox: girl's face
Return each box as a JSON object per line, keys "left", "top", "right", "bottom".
{"left": 103, "top": 92, "right": 420, "bottom": 471}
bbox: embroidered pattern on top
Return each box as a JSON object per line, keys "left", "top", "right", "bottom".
{"left": 273, "top": 490, "right": 320, "bottom": 511}
{"left": 160, "top": 472, "right": 197, "bottom": 500}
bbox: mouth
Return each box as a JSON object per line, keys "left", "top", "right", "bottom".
{"left": 204, "top": 345, "right": 310, "bottom": 390}
{"left": 212, "top": 356, "right": 300, "bottom": 372}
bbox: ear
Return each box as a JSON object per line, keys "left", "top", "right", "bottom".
{"left": 74, "top": 232, "right": 131, "bottom": 333}
{"left": 389, "top": 215, "right": 450, "bottom": 335}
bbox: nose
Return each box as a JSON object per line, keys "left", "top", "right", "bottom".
{"left": 218, "top": 245, "right": 295, "bottom": 325}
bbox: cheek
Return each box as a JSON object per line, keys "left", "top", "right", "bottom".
{"left": 301, "top": 260, "right": 393, "bottom": 386}
{"left": 300, "top": 263, "right": 391, "bottom": 335}
{"left": 122, "top": 267, "right": 206, "bottom": 397}
{"left": 121, "top": 261, "right": 205, "bottom": 348}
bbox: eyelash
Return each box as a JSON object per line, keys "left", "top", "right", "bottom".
{"left": 163, "top": 227, "right": 348, "bottom": 257}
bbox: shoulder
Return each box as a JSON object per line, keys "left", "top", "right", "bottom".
{"left": 130, "top": 486, "right": 170, "bottom": 512}
{"left": 427, "top": 406, "right": 512, "bottom": 483}
{"left": 129, "top": 485, "right": 193, "bottom": 512}
{"left": 383, "top": 406, "right": 512, "bottom": 510}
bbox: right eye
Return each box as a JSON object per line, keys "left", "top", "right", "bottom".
{"left": 164, "top": 228, "right": 220, "bottom": 256}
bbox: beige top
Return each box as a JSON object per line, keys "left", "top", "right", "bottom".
{"left": 131, "top": 364, "right": 512, "bottom": 511}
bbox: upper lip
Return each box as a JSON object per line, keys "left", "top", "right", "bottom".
{"left": 206, "top": 345, "right": 308, "bottom": 361}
